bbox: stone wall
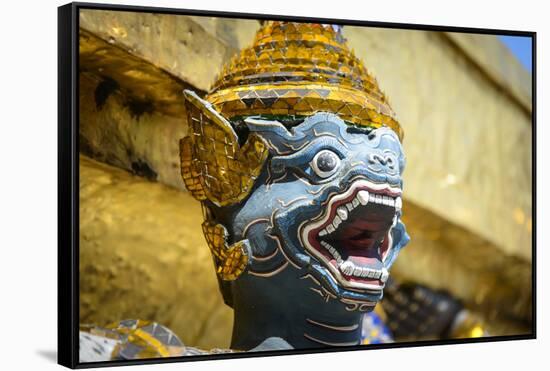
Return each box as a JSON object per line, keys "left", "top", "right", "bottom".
{"left": 79, "top": 155, "right": 233, "bottom": 349}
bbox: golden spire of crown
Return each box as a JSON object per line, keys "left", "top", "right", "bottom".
{"left": 205, "top": 21, "right": 403, "bottom": 140}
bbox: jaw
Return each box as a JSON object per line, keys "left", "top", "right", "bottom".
{"left": 299, "top": 178, "right": 402, "bottom": 294}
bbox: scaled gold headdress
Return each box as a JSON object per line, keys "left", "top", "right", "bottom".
{"left": 208, "top": 21, "right": 403, "bottom": 140}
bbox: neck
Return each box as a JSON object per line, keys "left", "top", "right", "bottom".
{"left": 229, "top": 275, "right": 365, "bottom": 350}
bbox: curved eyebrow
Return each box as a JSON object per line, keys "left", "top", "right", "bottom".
{"left": 270, "top": 136, "right": 348, "bottom": 170}
{"left": 313, "top": 129, "right": 350, "bottom": 149}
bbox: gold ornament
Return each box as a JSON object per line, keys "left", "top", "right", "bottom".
{"left": 202, "top": 218, "right": 250, "bottom": 281}
{"left": 180, "top": 90, "right": 269, "bottom": 207}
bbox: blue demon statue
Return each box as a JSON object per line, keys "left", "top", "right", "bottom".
{"left": 79, "top": 21, "right": 415, "bottom": 360}
{"left": 209, "top": 110, "right": 408, "bottom": 350}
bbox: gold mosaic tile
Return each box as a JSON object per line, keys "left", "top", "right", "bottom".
{"left": 202, "top": 220, "right": 249, "bottom": 281}
{"left": 204, "top": 21, "right": 403, "bottom": 140}
{"left": 181, "top": 90, "right": 268, "bottom": 207}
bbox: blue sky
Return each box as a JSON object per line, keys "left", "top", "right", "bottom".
{"left": 498, "top": 35, "right": 533, "bottom": 72}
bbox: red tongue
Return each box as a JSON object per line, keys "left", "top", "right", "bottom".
{"left": 346, "top": 244, "right": 384, "bottom": 270}
{"left": 346, "top": 242, "right": 379, "bottom": 257}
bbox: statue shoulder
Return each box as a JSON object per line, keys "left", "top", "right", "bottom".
{"left": 79, "top": 319, "right": 236, "bottom": 363}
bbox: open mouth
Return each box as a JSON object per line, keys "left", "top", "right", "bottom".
{"left": 300, "top": 178, "right": 402, "bottom": 292}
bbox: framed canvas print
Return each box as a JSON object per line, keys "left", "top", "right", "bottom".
{"left": 58, "top": 2, "right": 536, "bottom": 368}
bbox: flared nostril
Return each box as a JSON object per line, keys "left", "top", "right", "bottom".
{"left": 368, "top": 153, "right": 387, "bottom": 165}
{"left": 386, "top": 157, "right": 395, "bottom": 170}
{"left": 368, "top": 153, "right": 398, "bottom": 172}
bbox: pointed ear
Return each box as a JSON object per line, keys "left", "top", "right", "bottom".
{"left": 180, "top": 90, "right": 269, "bottom": 207}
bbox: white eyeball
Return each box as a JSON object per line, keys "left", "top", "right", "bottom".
{"left": 311, "top": 150, "right": 341, "bottom": 178}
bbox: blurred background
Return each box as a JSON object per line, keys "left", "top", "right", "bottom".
{"left": 78, "top": 10, "right": 533, "bottom": 349}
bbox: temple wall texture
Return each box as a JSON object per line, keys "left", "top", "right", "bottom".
{"left": 78, "top": 9, "right": 533, "bottom": 344}
{"left": 79, "top": 155, "right": 233, "bottom": 349}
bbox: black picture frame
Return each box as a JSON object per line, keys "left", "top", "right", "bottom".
{"left": 58, "top": 2, "right": 537, "bottom": 368}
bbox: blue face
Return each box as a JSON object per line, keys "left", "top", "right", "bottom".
{"left": 214, "top": 112, "right": 409, "bottom": 311}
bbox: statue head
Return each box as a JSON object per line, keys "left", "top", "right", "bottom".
{"left": 179, "top": 21, "right": 409, "bottom": 334}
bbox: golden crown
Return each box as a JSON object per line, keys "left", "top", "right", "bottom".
{"left": 205, "top": 21, "right": 403, "bottom": 140}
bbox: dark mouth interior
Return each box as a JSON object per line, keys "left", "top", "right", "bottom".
{"left": 321, "top": 202, "right": 394, "bottom": 260}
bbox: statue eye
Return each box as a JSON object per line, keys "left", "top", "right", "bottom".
{"left": 311, "top": 150, "right": 341, "bottom": 178}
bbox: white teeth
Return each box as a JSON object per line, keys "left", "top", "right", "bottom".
{"left": 346, "top": 203, "right": 354, "bottom": 212}
{"left": 327, "top": 224, "right": 335, "bottom": 234}
{"left": 321, "top": 241, "right": 342, "bottom": 263}
{"left": 333, "top": 215, "right": 342, "bottom": 228}
{"left": 320, "top": 235, "right": 388, "bottom": 281}
{"left": 352, "top": 198, "right": 360, "bottom": 207}
{"left": 395, "top": 197, "right": 402, "bottom": 210}
{"left": 375, "top": 194, "right": 382, "bottom": 204}
{"left": 337, "top": 207, "right": 348, "bottom": 221}
{"left": 380, "top": 268, "right": 389, "bottom": 283}
{"left": 340, "top": 261, "right": 355, "bottom": 275}
{"left": 357, "top": 190, "right": 370, "bottom": 205}
{"left": 319, "top": 229, "right": 327, "bottom": 236}
{"left": 334, "top": 257, "right": 387, "bottom": 280}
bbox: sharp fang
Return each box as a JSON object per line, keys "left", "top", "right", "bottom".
{"left": 357, "top": 190, "right": 370, "bottom": 205}
{"left": 327, "top": 224, "right": 335, "bottom": 234}
{"left": 395, "top": 197, "right": 402, "bottom": 210}
{"left": 337, "top": 207, "right": 348, "bottom": 221}
{"left": 381, "top": 268, "right": 389, "bottom": 283}
{"left": 346, "top": 202, "right": 354, "bottom": 212}
{"left": 319, "top": 229, "right": 327, "bottom": 237}
{"left": 333, "top": 215, "right": 342, "bottom": 227}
